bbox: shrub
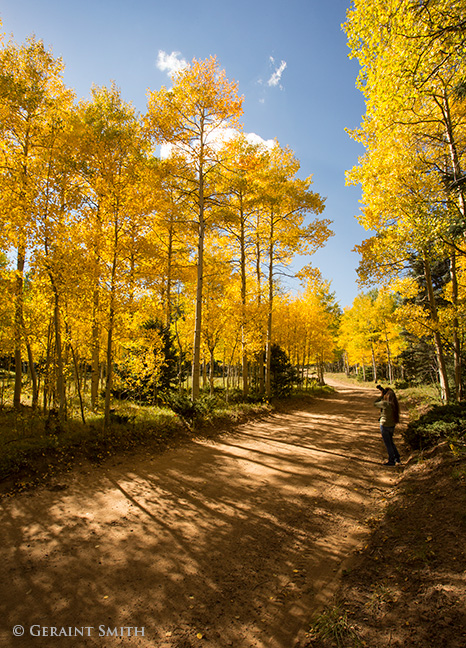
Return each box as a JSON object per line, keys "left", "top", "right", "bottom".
{"left": 270, "top": 344, "right": 297, "bottom": 397}
{"left": 404, "top": 402, "right": 466, "bottom": 450}
{"left": 163, "top": 391, "right": 220, "bottom": 427}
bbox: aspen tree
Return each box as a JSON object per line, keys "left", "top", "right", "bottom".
{"left": 77, "top": 83, "right": 151, "bottom": 423}
{"left": 33, "top": 89, "right": 81, "bottom": 418}
{"left": 273, "top": 279, "right": 338, "bottom": 388}
{"left": 255, "top": 143, "right": 330, "bottom": 397}
{"left": 0, "top": 36, "right": 70, "bottom": 408}
{"left": 344, "top": 0, "right": 466, "bottom": 398}
{"left": 145, "top": 156, "right": 197, "bottom": 327}
{"left": 145, "top": 56, "right": 243, "bottom": 400}
{"left": 216, "top": 134, "right": 267, "bottom": 395}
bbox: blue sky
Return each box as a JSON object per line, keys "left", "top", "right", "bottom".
{"left": 0, "top": 0, "right": 367, "bottom": 309}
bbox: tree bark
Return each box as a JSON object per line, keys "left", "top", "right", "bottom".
{"left": 265, "top": 217, "right": 274, "bottom": 399}
{"left": 191, "top": 156, "right": 205, "bottom": 401}
{"left": 209, "top": 348, "right": 215, "bottom": 395}
{"left": 51, "top": 282, "right": 66, "bottom": 420}
{"left": 371, "top": 342, "right": 377, "bottom": 383}
{"left": 165, "top": 222, "right": 174, "bottom": 327}
{"left": 442, "top": 92, "right": 464, "bottom": 400}
{"left": 450, "top": 251, "right": 462, "bottom": 400}
{"left": 424, "top": 254, "right": 451, "bottom": 401}
{"left": 70, "top": 341, "right": 86, "bottom": 424}
{"left": 13, "top": 245, "right": 26, "bottom": 409}
{"left": 91, "top": 288, "right": 100, "bottom": 411}
{"left": 26, "top": 342, "right": 39, "bottom": 409}
{"left": 240, "top": 202, "right": 249, "bottom": 397}
{"left": 383, "top": 321, "right": 393, "bottom": 384}
{"left": 104, "top": 220, "right": 119, "bottom": 426}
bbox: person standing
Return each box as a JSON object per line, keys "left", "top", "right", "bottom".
{"left": 374, "top": 385, "right": 401, "bottom": 466}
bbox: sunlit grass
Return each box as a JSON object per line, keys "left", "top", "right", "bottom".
{"left": 396, "top": 384, "right": 442, "bottom": 420}
{"left": 308, "top": 605, "right": 362, "bottom": 647}
{"left": 0, "top": 380, "right": 275, "bottom": 486}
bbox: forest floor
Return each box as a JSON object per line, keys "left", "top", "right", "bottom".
{"left": 0, "top": 379, "right": 465, "bottom": 648}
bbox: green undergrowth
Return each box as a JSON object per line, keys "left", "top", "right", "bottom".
{"left": 0, "top": 404, "right": 185, "bottom": 490}
{"left": 403, "top": 401, "right": 466, "bottom": 453}
{"left": 397, "top": 383, "right": 443, "bottom": 417}
{"left": 0, "top": 394, "right": 279, "bottom": 491}
{"left": 0, "top": 384, "right": 333, "bottom": 492}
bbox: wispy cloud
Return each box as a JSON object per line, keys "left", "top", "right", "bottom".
{"left": 267, "top": 57, "right": 287, "bottom": 88}
{"left": 156, "top": 50, "right": 188, "bottom": 77}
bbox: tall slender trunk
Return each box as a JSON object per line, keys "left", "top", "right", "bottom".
{"left": 91, "top": 288, "right": 100, "bottom": 410}
{"left": 450, "top": 251, "right": 462, "bottom": 400}
{"left": 265, "top": 216, "right": 274, "bottom": 399}
{"left": 424, "top": 253, "right": 450, "bottom": 401}
{"left": 104, "top": 305, "right": 114, "bottom": 425}
{"left": 104, "top": 218, "right": 119, "bottom": 425}
{"left": 318, "top": 356, "right": 325, "bottom": 385}
{"left": 344, "top": 352, "right": 350, "bottom": 376}
{"left": 296, "top": 349, "right": 300, "bottom": 391}
{"left": 443, "top": 90, "right": 464, "bottom": 400}
{"left": 51, "top": 282, "right": 66, "bottom": 419}
{"left": 13, "top": 245, "right": 26, "bottom": 409}
{"left": 70, "top": 339, "right": 86, "bottom": 424}
{"left": 383, "top": 321, "right": 393, "bottom": 384}
{"left": 255, "top": 211, "right": 265, "bottom": 394}
{"left": 44, "top": 223, "right": 67, "bottom": 420}
{"left": 91, "top": 210, "right": 103, "bottom": 411}
{"left": 240, "top": 203, "right": 249, "bottom": 397}
{"left": 166, "top": 222, "right": 174, "bottom": 327}
{"left": 26, "top": 342, "right": 38, "bottom": 408}
{"left": 371, "top": 342, "right": 377, "bottom": 383}
{"left": 90, "top": 217, "right": 102, "bottom": 411}
{"left": 192, "top": 163, "right": 205, "bottom": 401}
{"left": 43, "top": 320, "right": 53, "bottom": 412}
{"left": 209, "top": 348, "right": 215, "bottom": 395}
{"left": 202, "top": 358, "right": 207, "bottom": 390}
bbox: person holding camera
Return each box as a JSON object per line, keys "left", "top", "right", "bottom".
{"left": 374, "top": 385, "right": 401, "bottom": 466}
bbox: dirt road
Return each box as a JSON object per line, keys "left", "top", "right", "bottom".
{"left": 0, "top": 380, "right": 400, "bottom": 648}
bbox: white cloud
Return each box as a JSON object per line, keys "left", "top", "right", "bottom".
{"left": 245, "top": 132, "right": 275, "bottom": 149}
{"left": 160, "top": 128, "right": 274, "bottom": 160}
{"left": 156, "top": 50, "right": 188, "bottom": 77}
{"left": 267, "top": 57, "right": 287, "bottom": 88}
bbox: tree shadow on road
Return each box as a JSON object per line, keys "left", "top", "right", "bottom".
{"left": 0, "top": 385, "right": 400, "bottom": 648}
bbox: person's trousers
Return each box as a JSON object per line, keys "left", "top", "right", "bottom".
{"left": 380, "top": 425, "right": 400, "bottom": 464}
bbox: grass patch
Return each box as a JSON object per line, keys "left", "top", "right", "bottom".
{"left": 0, "top": 382, "right": 330, "bottom": 492}
{"left": 0, "top": 404, "right": 185, "bottom": 488}
{"left": 308, "top": 605, "right": 362, "bottom": 647}
{"left": 396, "top": 384, "right": 443, "bottom": 421}
{"left": 0, "top": 392, "right": 273, "bottom": 491}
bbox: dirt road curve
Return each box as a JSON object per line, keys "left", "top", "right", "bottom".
{"left": 0, "top": 380, "right": 400, "bottom": 648}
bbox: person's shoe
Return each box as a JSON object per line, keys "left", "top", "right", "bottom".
{"left": 383, "top": 461, "right": 396, "bottom": 466}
